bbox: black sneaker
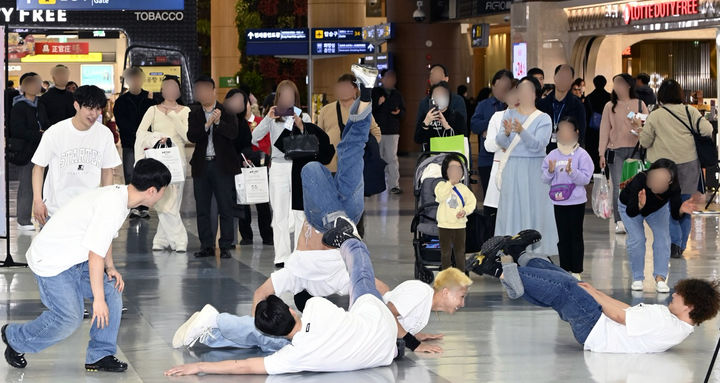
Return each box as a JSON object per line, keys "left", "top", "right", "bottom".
{"left": 503, "top": 230, "right": 542, "bottom": 262}
{"left": 670, "top": 244, "right": 683, "bottom": 259}
{"left": 193, "top": 248, "right": 214, "bottom": 258}
{"left": 219, "top": 249, "right": 232, "bottom": 259}
{"left": 390, "top": 187, "right": 402, "bottom": 195}
{"left": 466, "top": 252, "right": 503, "bottom": 278}
{"left": 239, "top": 239, "right": 253, "bottom": 246}
{"left": 2, "top": 325, "right": 26, "bottom": 369}
{"left": 466, "top": 236, "right": 509, "bottom": 276}
{"left": 85, "top": 355, "right": 128, "bottom": 372}
{"left": 394, "top": 338, "right": 405, "bottom": 360}
{"left": 332, "top": 216, "right": 360, "bottom": 239}
{"left": 322, "top": 226, "right": 360, "bottom": 249}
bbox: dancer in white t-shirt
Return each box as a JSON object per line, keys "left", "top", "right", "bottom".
{"left": 2, "top": 159, "right": 171, "bottom": 372}
{"left": 469, "top": 229, "right": 720, "bottom": 353}
{"left": 31, "top": 85, "right": 122, "bottom": 226}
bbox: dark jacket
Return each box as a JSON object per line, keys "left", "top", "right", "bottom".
{"left": 275, "top": 122, "right": 335, "bottom": 211}
{"left": 188, "top": 102, "right": 241, "bottom": 177}
{"left": 8, "top": 95, "right": 47, "bottom": 166}
{"left": 537, "top": 90, "right": 587, "bottom": 152}
{"left": 4, "top": 87, "right": 19, "bottom": 126}
{"left": 619, "top": 171, "right": 683, "bottom": 220}
{"left": 39, "top": 86, "right": 75, "bottom": 127}
{"left": 471, "top": 96, "right": 506, "bottom": 166}
{"left": 584, "top": 88, "right": 612, "bottom": 124}
{"left": 414, "top": 108, "right": 467, "bottom": 149}
{"left": 416, "top": 93, "right": 467, "bottom": 133}
{"left": 372, "top": 87, "right": 405, "bottom": 135}
{"left": 636, "top": 85, "right": 657, "bottom": 107}
{"left": 113, "top": 90, "right": 156, "bottom": 148}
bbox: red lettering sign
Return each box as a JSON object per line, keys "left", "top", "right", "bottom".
{"left": 623, "top": 0, "right": 699, "bottom": 24}
{"left": 34, "top": 42, "right": 89, "bottom": 55}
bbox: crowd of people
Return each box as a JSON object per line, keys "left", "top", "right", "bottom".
{"left": 1, "top": 60, "right": 719, "bottom": 377}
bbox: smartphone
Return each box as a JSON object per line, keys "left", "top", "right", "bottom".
{"left": 275, "top": 107, "right": 294, "bottom": 117}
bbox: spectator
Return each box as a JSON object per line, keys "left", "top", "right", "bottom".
{"left": 41, "top": 80, "right": 50, "bottom": 94}
{"left": 619, "top": 160, "right": 697, "bottom": 293}
{"left": 66, "top": 81, "right": 78, "bottom": 93}
{"left": 113, "top": 66, "right": 156, "bottom": 218}
{"left": 372, "top": 69, "right": 405, "bottom": 194}
{"left": 39, "top": 64, "right": 76, "bottom": 127}
{"left": 475, "top": 87, "right": 491, "bottom": 103}
{"left": 135, "top": 76, "right": 190, "bottom": 253}
{"left": 494, "top": 76, "right": 557, "bottom": 255}
{"left": 598, "top": 73, "right": 648, "bottom": 234}
{"left": 637, "top": 79, "right": 712, "bottom": 258}
{"left": 4, "top": 80, "right": 19, "bottom": 125}
{"left": 252, "top": 80, "right": 312, "bottom": 267}
{"left": 224, "top": 88, "right": 273, "bottom": 246}
{"left": 471, "top": 69, "right": 513, "bottom": 196}
{"left": 528, "top": 67, "right": 545, "bottom": 87}
{"left": 457, "top": 84, "right": 473, "bottom": 133}
{"left": 415, "top": 64, "right": 467, "bottom": 138}
{"left": 415, "top": 81, "right": 466, "bottom": 149}
{"left": 8, "top": 73, "right": 46, "bottom": 231}
{"left": 635, "top": 73, "right": 657, "bottom": 107}
{"left": 31, "top": 85, "right": 121, "bottom": 226}
{"left": 188, "top": 75, "right": 240, "bottom": 259}
{"left": 572, "top": 78, "right": 585, "bottom": 103}
{"left": 583, "top": 75, "right": 611, "bottom": 173}
{"left": 537, "top": 65, "right": 587, "bottom": 153}
{"left": 317, "top": 74, "right": 381, "bottom": 174}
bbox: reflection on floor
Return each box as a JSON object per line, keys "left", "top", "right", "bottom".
{"left": 0, "top": 155, "right": 719, "bottom": 383}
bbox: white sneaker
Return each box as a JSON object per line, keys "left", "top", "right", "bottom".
{"left": 571, "top": 273, "right": 582, "bottom": 281}
{"left": 656, "top": 280, "right": 670, "bottom": 293}
{"left": 17, "top": 223, "right": 34, "bottom": 232}
{"left": 631, "top": 280, "right": 644, "bottom": 291}
{"left": 615, "top": 221, "right": 626, "bottom": 234}
{"left": 351, "top": 64, "right": 379, "bottom": 88}
{"left": 172, "top": 304, "right": 219, "bottom": 348}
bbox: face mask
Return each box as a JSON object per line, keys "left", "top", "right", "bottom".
{"left": 557, "top": 141, "right": 579, "bottom": 155}
{"left": 434, "top": 96, "right": 449, "bottom": 110}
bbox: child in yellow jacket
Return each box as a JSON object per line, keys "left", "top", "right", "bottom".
{"left": 434, "top": 153, "right": 477, "bottom": 272}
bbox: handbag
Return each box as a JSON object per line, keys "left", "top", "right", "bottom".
{"left": 549, "top": 184, "right": 577, "bottom": 202}
{"left": 144, "top": 143, "right": 185, "bottom": 184}
{"left": 621, "top": 143, "right": 651, "bottom": 183}
{"left": 662, "top": 106, "right": 718, "bottom": 168}
{"left": 282, "top": 128, "right": 319, "bottom": 161}
{"left": 235, "top": 154, "right": 270, "bottom": 204}
{"left": 495, "top": 110, "right": 542, "bottom": 190}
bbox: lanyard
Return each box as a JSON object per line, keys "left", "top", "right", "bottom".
{"left": 452, "top": 186, "right": 465, "bottom": 207}
{"left": 552, "top": 102, "right": 565, "bottom": 131}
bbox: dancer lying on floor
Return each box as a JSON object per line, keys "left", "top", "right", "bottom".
{"left": 468, "top": 230, "right": 720, "bottom": 353}
{"left": 171, "top": 265, "right": 470, "bottom": 354}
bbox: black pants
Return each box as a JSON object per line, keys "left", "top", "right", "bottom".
{"left": 585, "top": 128, "right": 601, "bottom": 174}
{"left": 553, "top": 203, "right": 586, "bottom": 273}
{"left": 194, "top": 160, "right": 236, "bottom": 250}
{"left": 238, "top": 203, "right": 273, "bottom": 242}
{"left": 478, "top": 166, "right": 492, "bottom": 197}
{"left": 483, "top": 206, "right": 497, "bottom": 236}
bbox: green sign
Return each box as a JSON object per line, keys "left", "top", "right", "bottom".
{"left": 219, "top": 76, "right": 238, "bottom": 88}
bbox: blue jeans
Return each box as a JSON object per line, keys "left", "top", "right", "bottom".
{"left": 618, "top": 201, "right": 671, "bottom": 281}
{"left": 302, "top": 98, "right": 371, "bottom": 231}
{"left": 670, "top": 194, "right": 691, "bottom": 250}
{"left": 5, "top": 261, "right": 123, "bottom": 364}
{"left": 201, "top": 313, "right": 290, "bottom": 353}
{"left": 342, "top": 239, "right": 382, "bottom": 306}
{"left": 519, "top": 258, "right": 602, "bottom": 344}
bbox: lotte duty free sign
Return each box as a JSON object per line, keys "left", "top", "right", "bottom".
{"left": 622, "top": 0, "right": 699, "bottom": 24}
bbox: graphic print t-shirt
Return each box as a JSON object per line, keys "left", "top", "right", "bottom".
{"left": 32, "top": 118, "right": 122, "bottom": 215}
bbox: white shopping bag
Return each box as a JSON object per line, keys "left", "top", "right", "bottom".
{"left": 144, "top": 146, "right": 185, "bottom": 184}
{"left": 235, "top": 159, "right": 269, "bottom": 204}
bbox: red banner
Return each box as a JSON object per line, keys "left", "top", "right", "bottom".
{"left": 34, "top": 42, "right": 89, "bottom": 55}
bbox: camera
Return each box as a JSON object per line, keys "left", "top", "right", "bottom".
{"left": 413, "top": 1, "right": 426, "bottom": 22}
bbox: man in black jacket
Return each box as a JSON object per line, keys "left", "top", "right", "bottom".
{"left": 537, "top": 64, "right": 587, "bottom": 153}
{"left": 188, "top": 76, "right": 240, "bottom": 259}
{"left": 38, "top": 64, "right": 75, "bottom": 127}
{"left": 584, "top": 75, "right": 612, "bottom": 173}
{"left": 113, "top": 67, "right": 156, "bottom": 218}
{"left": 635, "top": 73, "right": 657, "bottom": 107}
{"left": 9, "top": 72, "right": 46, "bottom": 230}
{"left": 372, "top": 69, "right": 405, "bottom": 194}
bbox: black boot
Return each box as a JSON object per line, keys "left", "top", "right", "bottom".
{"left": 85, "top": 355, "right": 128, "bottom": 372}
{"left": 1, "top": 325, "right": 26, "bottom": 369}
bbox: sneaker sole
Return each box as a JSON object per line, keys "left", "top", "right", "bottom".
{"left": 172, "top": 312, "right": 200, "bottom": 348}
{"left": 181, "top": 305, "right": 219, "bottom": 348}
{"left": 85, "top": 365, "right": 128, "bottom": 372}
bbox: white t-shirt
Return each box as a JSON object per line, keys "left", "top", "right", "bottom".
{"left": 383, "top": 280, "right": 434, "bottom": 335}
{"left": 31, "top": 118, "right": 122, "bottom": 216}
{"left": 26, "top": 185, "right": 131, "bottom": 277}
{"left": 263, "top": 295, "right": 397, "bottom": 374}
{"left": 583, "top": 304, "right": 694, "bottom": 353}
{"left": 271, "top": 249, "right": 350, "bottom": 298}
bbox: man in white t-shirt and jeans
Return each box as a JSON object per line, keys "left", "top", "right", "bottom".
{"left": 31, "top": 85, "right": 122, "bottom": 226}
{"left": 470, "top": 230, "right": 720, "bottom": 353}
{"left": 2, "top": 159, "right": 171, "bottom": 372}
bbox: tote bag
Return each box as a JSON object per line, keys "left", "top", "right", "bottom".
{"left": 235, "top": 155, "right": 270, "bottom": 204}
{"left": 429, "top": 134, "right": 470, "bottom": 161}
{"left": 144, "top": 145, "right": 185, "bottom": 184}
{"left": 621, "top": 144, "right": 651, "bottom": 183}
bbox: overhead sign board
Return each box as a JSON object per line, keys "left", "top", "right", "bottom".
{"left": 312, "top": 28, "right": 362, "bottom": 41}
{"left": 312, "top": 41, "right": 374, "bottom": 55}
{"left": 471, "top": 23, "right": 490, "bottom": 48}
{"left": 246, "top": 28, "right": 307, "bottom": 41}
{"left": 245, "top": 28, "right": 309, "bottom": 56}
{"left": 362, "top": 22, "right": 393, "bottom": 41}
{"left": 17, "top": 0, "right": 184, "bottom": 10}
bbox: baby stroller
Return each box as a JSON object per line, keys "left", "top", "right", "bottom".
{"left": 411, "top": 152, "right": 488, "bottom": 282}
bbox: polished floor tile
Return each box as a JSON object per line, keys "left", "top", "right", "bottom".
{"left": 0, "top": 156, "right": 719, "bottom": 382}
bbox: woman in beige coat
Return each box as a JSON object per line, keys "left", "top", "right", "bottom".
{"left": 135, "top": 76, "right": 190, "bottom": 252}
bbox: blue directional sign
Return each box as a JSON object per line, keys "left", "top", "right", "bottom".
{"left": 311, "top": 28, "right": 363, "bottom": 41}
{"left": 312, "top": 42, "right": 374, "bottom": 55}
{"left": 17, "top": 0, "right": 185, "bottom": 10}
{"left": 245, "top": 29, "right": 309, "bottom": 56}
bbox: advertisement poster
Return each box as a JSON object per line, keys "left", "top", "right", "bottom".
{"left": 512, "top": 42, "right": 527, "bottom": 79}
{"left": 81, "top": 64, "right": 114, "bottom": 94}
{"left": 140, "top": 66, "right": 182, "bottom": 92}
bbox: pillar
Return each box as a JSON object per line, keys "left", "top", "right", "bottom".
{"left": 210, "top": 0, "right": 241, "bottom": 99}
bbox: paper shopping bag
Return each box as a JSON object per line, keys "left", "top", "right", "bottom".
{"left": 235, "top": 167, "right": 269, "bottom": 204}
{"left": 429, "top": 135, "right": 469, "bottom": 162}
{"left": 144, "top": 146, "right": 185, "bottom": 184}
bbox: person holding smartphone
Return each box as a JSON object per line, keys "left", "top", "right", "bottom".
{"left": 252, "top": 80, "right": 312, "bottom": 267}
{"left": 414, "top": 81, "right": 466, "bottom": 150}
